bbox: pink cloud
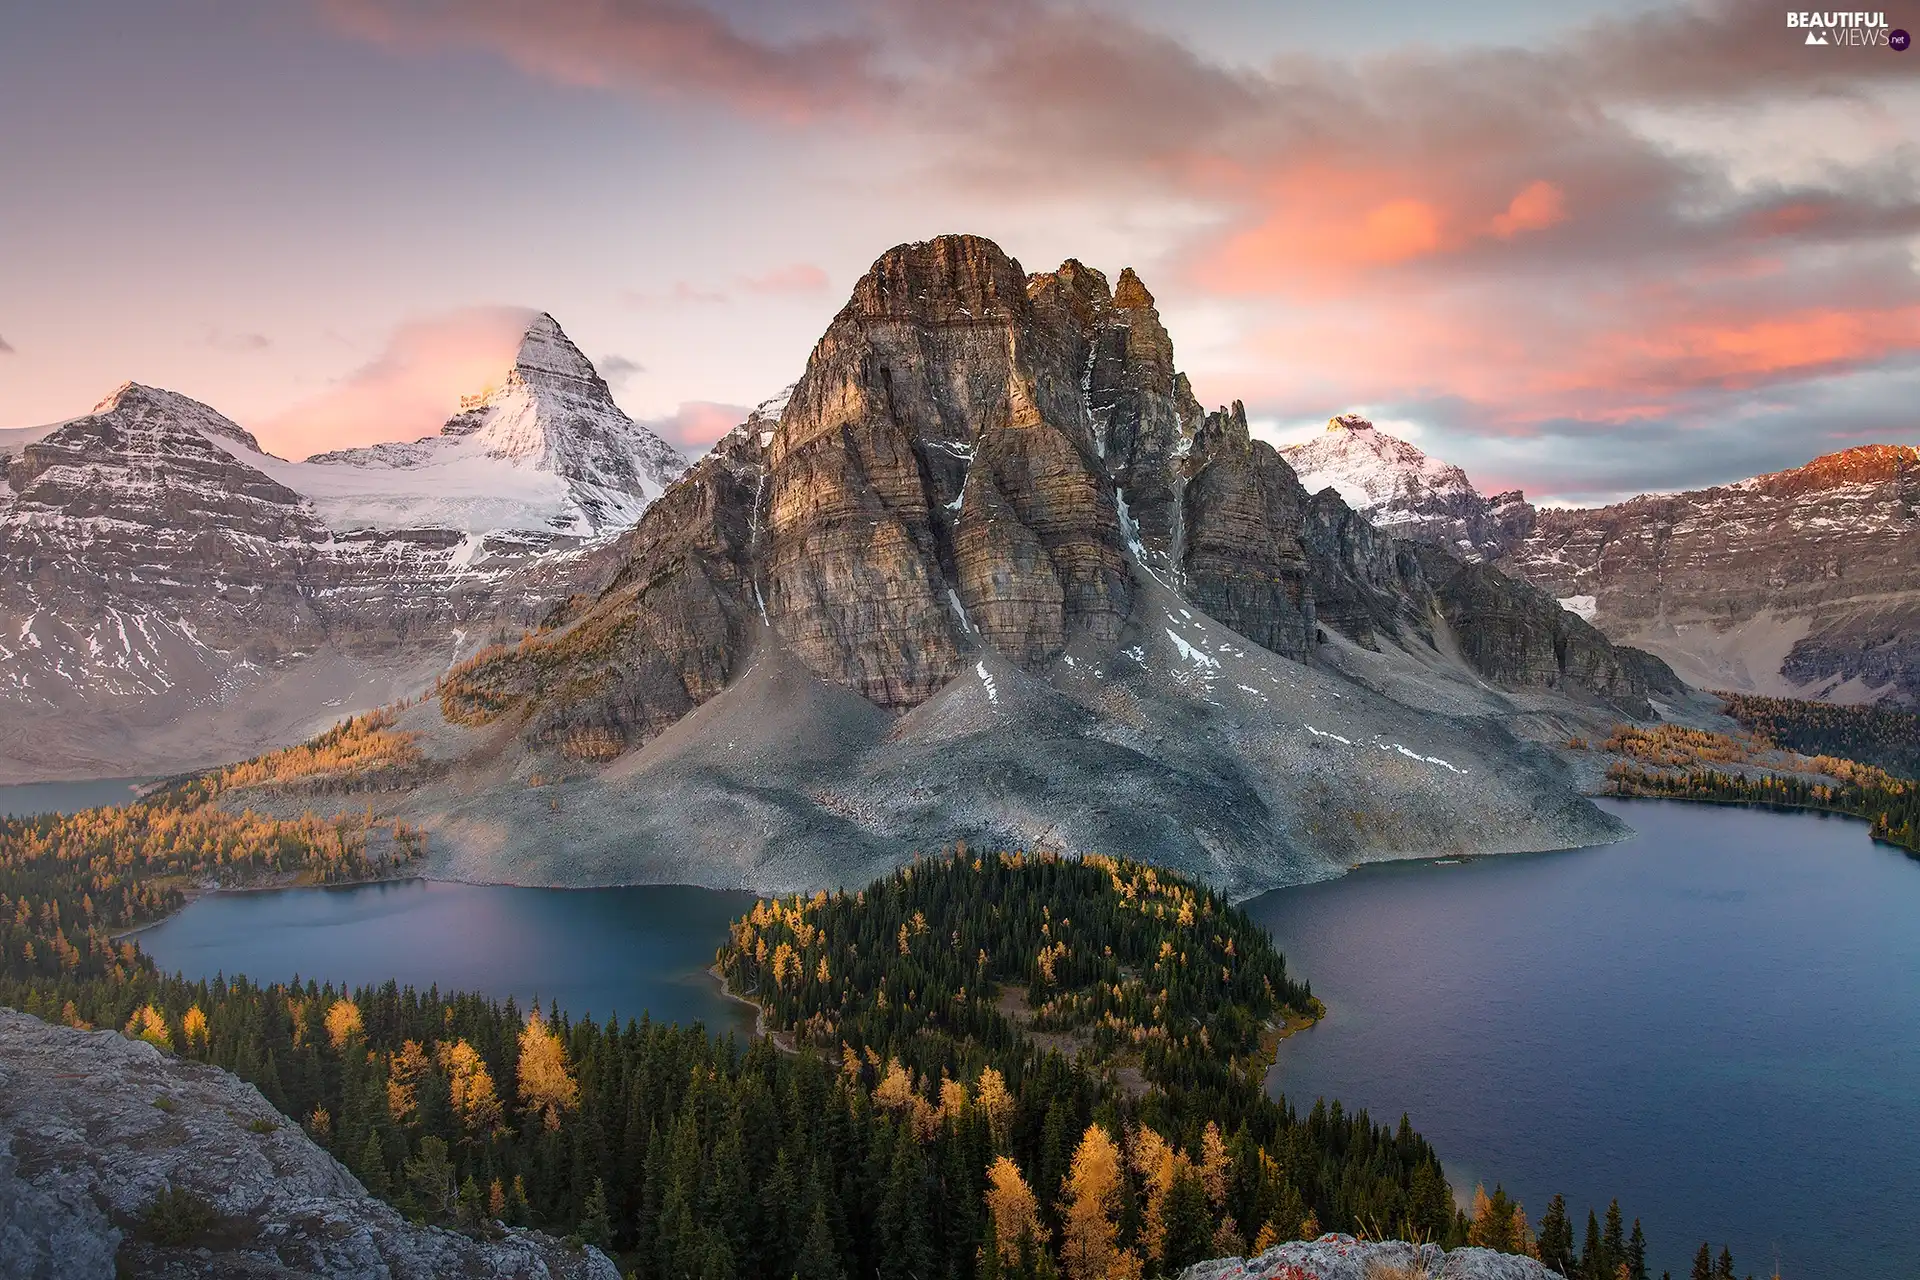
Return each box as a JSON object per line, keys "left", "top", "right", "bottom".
{"left": 1489, "top": 181, "right": 1567, "bottom": 238}
{"left": 740, "top": 263, "right": 829, "bottom": 295}
{"left": 318, "top": 0, "right": 889, "bottom": 122}
{"left": 641, "top": 400, "right": 750, "bottom": 453}
{"left": 258, "top": 306, "right": 534, "bottom": 459}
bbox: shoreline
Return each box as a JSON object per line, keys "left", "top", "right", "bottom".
{"left": 109, "top": 871, "right": 423, "bottom": 943}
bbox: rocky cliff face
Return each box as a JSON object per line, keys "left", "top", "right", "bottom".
{"left": 1504, "top": 445, "right": 1920, "bottom": 701}
{"left": 0, "top": 1007, "right": 617, "bottom": 1280}
{"left": 0, "top": 317, "right": 686, "bottom": 782}
{"left": 376, "top": 235, "right": 1675, "bottom": 898}
{"left": 1277, "top": 417, "right": 1920, "bottom": 705}
{"left": 1178, "top": 402, "right": 1315, "bottom": 660}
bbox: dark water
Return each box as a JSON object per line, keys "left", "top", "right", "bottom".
{"left": 138, "top": 880, "right": 759, "bottom": 1035}
{"left": 0, "top": 776, "right": 157, "bottom": 816}
{"left": 1247, "top": 799, "right": 1920, "bottom": 1280}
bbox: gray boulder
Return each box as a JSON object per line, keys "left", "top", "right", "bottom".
{"left": 0, "top": 1006, "right": 618, "bottom": 1280}
{"left": 1184, "top": 1234, "right": 1567, "bottom": 1280}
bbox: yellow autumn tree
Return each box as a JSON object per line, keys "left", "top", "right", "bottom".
{"left": 125, "top": 1004, "right": 172, "bottom": 1050}
{"left": 181, "top": 1006, "right": 210, "bottom": 1052}
{"left": 324, "top": 998, "right": 363, "bottom": 1048}
{"left": 984, "top": 1156, "right": 1049, "bottom": 1262}
{"left": 1060, "top": 1124, "right": 1136, "bottom": 1280}
{"left": 975, "top": 1065, "right": 1014, "bottom": 1148}
{"left": 1129, "top": 1126, "right": 1177, "bottom": 1260}
{"left": 516, "top": 1009, "right": 579, "bottom": 1129}
{"left": 388, "top": 1039, "right": 430, "bottom": 1123}
{"left": 1199, "top": 1122, "right": 1231, "bottom": 1206}
{"left": 436, "top": 1038, "right": 504, "bottom": 1133}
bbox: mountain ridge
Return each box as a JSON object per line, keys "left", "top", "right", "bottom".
{"left": 231, "top": 234, "right": 1684, "bottom": 899}
{"left": 0, "top": 315, "right": 692, "bottom": 782}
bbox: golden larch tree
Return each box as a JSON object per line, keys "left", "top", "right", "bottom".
{"left": 984, "top": 1155, "right": 1049, "bottom": 1263}
{"left": 516, "top": 1009, "right": 579, "bottom": 1129}
{"left": 324, "top": 998, "right": 363, "bottom": 1048}
{"left": 1059, "top": 1124, "right": 1134, "bottom": 1280}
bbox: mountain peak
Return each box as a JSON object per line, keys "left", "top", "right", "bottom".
{"left": 509, "top": 312, "right": 601, "bottom": 388}
{"left": 1328, "top": 413, "right": 1374, "bottom": 433}
{"left": 85, "top": 382, "right": 263, "bottom": 452}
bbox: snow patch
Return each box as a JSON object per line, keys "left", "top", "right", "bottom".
{"left": 1557, "top": 594, "right": 1599, "bottom": 621}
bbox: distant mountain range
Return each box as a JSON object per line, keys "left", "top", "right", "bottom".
{"left": 1278, "top": 416, "right": 1920, "bottom": 703}
{"left": 4, "top": 233, "right": 1914, "bottom": 899}
{"left": 0, "top": 316, "right": 685, "bottom": 780}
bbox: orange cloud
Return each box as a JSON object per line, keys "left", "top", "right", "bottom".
{"left": 259, "top": 307, "right": 534, "bottom": 459}
{"left": 1489, "top": 180, "right": 1566, "bottom": 238}
{"left": 1558, "top": 306, "right": 1920, "bottom": 397}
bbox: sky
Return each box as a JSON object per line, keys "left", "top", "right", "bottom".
{"left": 1, "top": 0, "right": 1916, "bottom": 504}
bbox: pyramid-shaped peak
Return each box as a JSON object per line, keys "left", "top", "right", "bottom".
{"left": 1329, "top": 413, "right": 1375, "bottom": 433}
{"left": 510, "top": 312, "right": 601, "bottom": 387}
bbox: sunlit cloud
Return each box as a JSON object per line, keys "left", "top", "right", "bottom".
{"left": 259, "top": 306, "right": 535, "bottom": 459}
{"left": 639, "top": 400, "right": 749, "bottom": 453}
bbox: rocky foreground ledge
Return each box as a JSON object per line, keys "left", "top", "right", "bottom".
{"left": 0, "top": 1007, "right": 617, "bottom": 1280}
{"left": 1182, "top": 1236, "right": 1565, "bottom": 1280}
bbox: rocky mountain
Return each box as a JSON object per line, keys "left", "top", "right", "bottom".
{"left": 1284, "top": 414, "right": 1920, "bottom": 703}
{"left": 1282, "top": 414, "right": 1533, "bottom": 562}
{"left": 1502, "top": 446, "right": 1920, "bottom": 701}
{"left": 270, "top": 235, "right": 1680, "bottom": 900}
{"left": 0, "top": 316, "right": 686, "bottom": 782}
{"left": 0, "top": 1007, "right": 618, "bottom": 1280}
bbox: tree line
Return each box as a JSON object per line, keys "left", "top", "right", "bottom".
{"left": 2, "top": 796, "right": 1757, "bottom": 1278}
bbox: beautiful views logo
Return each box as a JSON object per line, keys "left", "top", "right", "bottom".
{"left": 1785, "top": 10, "right": 1901, "bottom": 46}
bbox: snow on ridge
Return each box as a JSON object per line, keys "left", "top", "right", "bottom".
{"left": 1557, "top": 594, "right": 1598, "bottom": 621}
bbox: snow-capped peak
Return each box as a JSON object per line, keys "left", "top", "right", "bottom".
{"left": 298, "top": 314, "right": 689, "bottom": 538}
{"left": 85, "top": 382, "right": 267, "bottom": 453}
{"left": 1281, "top": 414, "right": 1479, "bottom": 524}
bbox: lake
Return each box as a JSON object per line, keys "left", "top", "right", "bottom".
{"left": 127, "top": 798, "right": 1918, "bottom": 1279}
{"left": 138, "top": 879, "right": 759, "bottom": 1036}
{"left": 1247, "top": 799, "right": 1920, "bottom": 1280}
{"left": 0, "top": 776, "right": 157, "bottom": 817}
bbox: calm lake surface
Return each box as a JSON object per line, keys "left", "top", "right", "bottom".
{"left": 139, "top": 880, "right": 759, "bottom": 1035}
{"left": 127, "top": 797, "right": 1918, "bottom": 1278}
{"left": 1247, "top": 799, "right": 1920, "bottom": 1280}
{"left": 0, "top": 776, "right": 156, "bottom": 817}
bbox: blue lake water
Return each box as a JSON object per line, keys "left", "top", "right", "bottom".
{"left": 0, "top": 776, "right": 157, "bottom": 817}
{"left": 1247, "top": 799, "right": 1920, "bottom": 1280}
{"left": 138, "top": 879, "right": 759, "bottom": 1036}
{"left": 126, "top": 798, "right": 1919, "bottom": 1279}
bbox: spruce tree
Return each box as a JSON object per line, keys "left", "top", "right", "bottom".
{"left": 1582, "top": 1210, "right": 1605, "bottom": 1280}
{"left": 1536, "top": 1194, "right": 1574, "bottom": 1274}
{"left": 1691, "top": 1243, "right": 1713, "bottom": 1280}
{"left": 1160, "top": 1165, "right": 1215, "bottom": 1274}
{"left": 1628, "top": 1220, "right": 1649, "bottom": 1280}
{"left": 797, "top": 1200, "right": 846, "bottom": 1280}
{"left": 578, "top": 1177, "right": 613, "bottom": 1252}
{"left": 1604, "top": 1200, "right": 1625, "bottom": 1275}
{"left": 1714, "top": 1246, "right": 1734, "bottom": 1280}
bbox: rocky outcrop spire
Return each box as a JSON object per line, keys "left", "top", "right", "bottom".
{"left": 1179, "top": 401, "right": 1316, "bottom": 659}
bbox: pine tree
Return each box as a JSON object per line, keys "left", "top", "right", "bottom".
{"left": 1583, "top": 1211, "right": 1605, "bottom": 1280}
{"left": 797, "top": 1200, "right": 846, "bottom": 1280}
{"left": 1691, "top": 1243, "right": 1713, "bottom": 1280}
{"left": 1159, "top": 1164, "right": 1215, "bottom": 1274}
{"left": 1537, "top": 1194, "right": 1574, "bottom": 1274}
{"left": 357, "top": 1130, "right": 391, "bottom": 1198}
{"left": 1604, "top": 1200, "right": 1625, "bottom": 1276}
{"left": 578, "top": 1177, "right": 612, "bottom": 1251}
{"left": 1627, "top": 1220, "right": 1649, "bottom": 1280}
{"left": 1714, "top": 1246, "right": 1735, "bottom": 1280}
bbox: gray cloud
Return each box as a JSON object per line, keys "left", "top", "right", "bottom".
{"left": 599, "top": 354, "right": 645, "bottom": 384}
